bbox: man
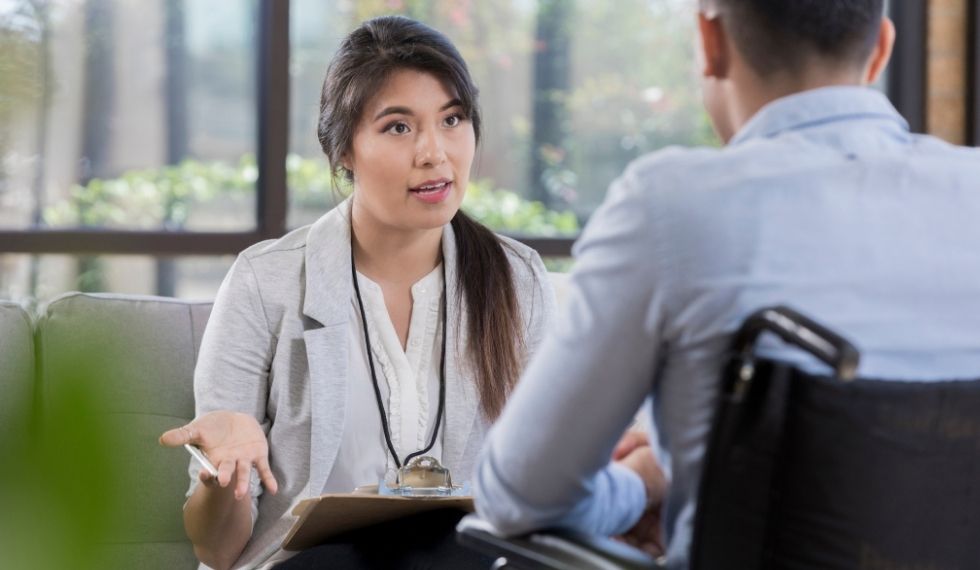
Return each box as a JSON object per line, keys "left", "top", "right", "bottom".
{"left": 473, "top": 0, "right": 980, "bottom": 567}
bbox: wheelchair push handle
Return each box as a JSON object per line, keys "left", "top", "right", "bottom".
{"left": 732, "top": 306, "right": 860, "bottom": 381}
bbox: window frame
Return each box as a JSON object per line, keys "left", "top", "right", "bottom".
{"left": 0, "top": 1, "right": 928, "bottom": 260}
{"left": 970, "top": 0, "right": 979, "bottom": 146}
{"left": 887, "top": 0, "right": 927, "bottom": 134}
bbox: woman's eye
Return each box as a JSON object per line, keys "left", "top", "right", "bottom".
{"left": 385, "top": 122, "right": 410, "bottom": 135}
{"left": 444, "top": 114, "right": 462, "bottom": 127}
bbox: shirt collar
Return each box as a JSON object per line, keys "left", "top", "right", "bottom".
{"left": 729, "top": 86, "right": 910, "bottom": 145}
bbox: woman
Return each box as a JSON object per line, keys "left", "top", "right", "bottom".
{"left": 159, "top": 15, "right": 555, "bottom": 570}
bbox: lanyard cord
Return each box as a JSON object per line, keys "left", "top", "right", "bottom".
{"left": 350, "top": 246, "right": 448, "bottom": 470}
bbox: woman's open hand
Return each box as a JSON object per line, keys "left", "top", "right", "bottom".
{"left": 159, "top": 411, "right": 278, "bottom": 500}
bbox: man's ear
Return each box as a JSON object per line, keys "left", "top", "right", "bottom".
{"left": 697, "top": 11, "right": 730, "bottom": 80}
{"left": 863, "top": 17, "right": 895, "bottom": 85}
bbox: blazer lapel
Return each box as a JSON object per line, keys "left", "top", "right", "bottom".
{"left": 300, "top": 206, "right": 480, "bottom": 489}
{"left": 302, "top": 201, "right": 354, "bottom": 494}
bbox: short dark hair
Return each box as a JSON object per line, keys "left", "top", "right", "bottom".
{"left": 705, "top": 0, "right": 885, "bottom": 76}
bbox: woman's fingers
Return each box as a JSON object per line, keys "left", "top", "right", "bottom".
{"left": 217, "top": 458, "right": 236, "bottom": 488}
{"left": 255, "top": 457, "right": 279, "bottom": 496}
{"left": 234, "top": 460, "right": 251, "bottom": 500}
{"left": 158, "top": 423, "right": 197, "bottom": 447}
{"left": 199, "top": 469, "right": 219, "bottom": 488}
{"left": 160, "top": 413, "right": 278, "bottom": 498}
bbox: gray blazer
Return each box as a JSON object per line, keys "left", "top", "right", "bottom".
{"left": 190, "top": 200, "right": 556, "bottom": 569}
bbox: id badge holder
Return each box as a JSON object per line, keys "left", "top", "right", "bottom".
{"left": 379, "top": 456, "right": 470, "bottom": 497}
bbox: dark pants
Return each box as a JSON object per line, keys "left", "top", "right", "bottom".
{"left": 273, "top": 509, "right": 492, "bottom": 569}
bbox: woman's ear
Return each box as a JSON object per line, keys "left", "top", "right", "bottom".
{"left": 697, "top": 11, "right": 730, "bottom": 80}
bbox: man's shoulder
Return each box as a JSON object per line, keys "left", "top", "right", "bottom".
{"left": 910, "top": 132, "right": 980, "bottom": 161}
{"left": 626, "top": 144, "right": 725, "bottom": 182}
{"left": 611, "top": 145, "right": 730, "bottom": 207}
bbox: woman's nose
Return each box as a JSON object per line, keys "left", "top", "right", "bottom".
{"left": 415, "top": 130, "right": 447, "bottom": 167}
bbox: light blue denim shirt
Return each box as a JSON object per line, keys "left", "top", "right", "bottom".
{"left": 473, "top": 86, "right": 980, "bottom": 568}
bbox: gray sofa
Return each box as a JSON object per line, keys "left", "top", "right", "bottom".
{"left": 1, "top": 293, "right": 212, "bottom": 569}
{"left": 0, "top": 274, "right": 569, "bottom": 569}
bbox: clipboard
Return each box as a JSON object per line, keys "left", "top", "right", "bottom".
{"left": 281, "top": 492, "right": 474, "bottom": 551}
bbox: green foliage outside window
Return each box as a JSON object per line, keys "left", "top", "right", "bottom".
{"left": 292, "top": 0, "right": 716, "bottom": 217}
{"left": 43, "top": 154, "right": 580, "bottom": 237}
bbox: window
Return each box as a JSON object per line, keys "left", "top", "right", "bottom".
{"left": 0, "top": 0, "right": 929, "bottom": 301}
{"left": 287, "top": 0, "right": 710, "bottom": 237}
{"left": 0, "top": 0, "right": 258, "bottom": 232}
{"left": 1, "top": 0, "right": 274, "bottom": 301}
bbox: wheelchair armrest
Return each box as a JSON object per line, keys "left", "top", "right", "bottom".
{"left": 455, "top": 515, "right": 663, "bottom": 570}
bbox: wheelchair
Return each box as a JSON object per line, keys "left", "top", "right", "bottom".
{"left": 458, "top": 306, "right": 980, "bottom": 569}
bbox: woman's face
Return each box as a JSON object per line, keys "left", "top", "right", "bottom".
{"left": 346, "top": 68, "right": 476, "bottom": 233}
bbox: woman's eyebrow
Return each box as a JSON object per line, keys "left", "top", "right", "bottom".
{"left": 372, "top": 99, "right": 463, "bottom": 121}
{"left": 373, "top": 106, "right": 413, "bottom": 121}
{"left": 441, "top": 98, "right": 463, "bottom": 111}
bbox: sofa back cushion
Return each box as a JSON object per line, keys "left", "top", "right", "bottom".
{"left": 35, "top": 293, "right": 211, "bottom": 569}
{"left": 0, "top": 301, "right": 34, "bottom": 441}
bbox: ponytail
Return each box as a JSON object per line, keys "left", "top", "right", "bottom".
{"left": 450, "top": 211, "right": 524, "bottom": 420}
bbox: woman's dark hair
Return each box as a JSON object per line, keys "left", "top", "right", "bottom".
{"left": 318, "top": 15, "right": 523, "bottom": 420}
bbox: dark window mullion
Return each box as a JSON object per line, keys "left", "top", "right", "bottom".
{"left": 970, "top": 0, "right": 978, "bottom": 146}
{"left": 887, "top": 1, "right": 927, "bottom": 133}
{"left": 504, "top": 235, "right": 573, "bottom": 258}
{"left": 0, "top": 231, "right": 264, "bottom": 255}
{"left": 256, "top": 0, "right": 290, "bottom": 240}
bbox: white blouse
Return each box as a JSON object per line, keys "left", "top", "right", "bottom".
{"left": 322, "top": 264, "right": 446, "bottom": 494}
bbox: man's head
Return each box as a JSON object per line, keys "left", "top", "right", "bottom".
{"left": 698, "top": 0, "right": 894, "bottom": 142}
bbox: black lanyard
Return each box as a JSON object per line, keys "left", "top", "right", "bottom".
{"left": 350, "top": 246, "right": 448, "bottom": 469}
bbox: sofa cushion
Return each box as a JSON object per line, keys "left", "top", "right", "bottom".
{"left": 0, "top": 301, "right": 34, "bottom": 441}
{"left": 35, "top": 293, "right": 212, "bottom": 569}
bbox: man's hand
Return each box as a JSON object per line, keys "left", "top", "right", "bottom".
{"left": 612, "top": 428, "right": 650, "bottom": 461}
{"left": 614, "top": 430, "right": 668, "bottom": 557}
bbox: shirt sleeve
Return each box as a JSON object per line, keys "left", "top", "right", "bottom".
{"left": 185, "top": 253, "right": 273, "bottom": 523}
{"left": 474, "top": 170, "right": 668, "bottom": 537}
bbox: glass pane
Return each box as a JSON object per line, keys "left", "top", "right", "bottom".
{"left": 288, "top": 0, "right": 710, "bottom": 235}
{"left": 0, "top": 0, "right": 257, "bottom": 232}
{"left": 0, "top": 254, "right": 234, "bottom": 303}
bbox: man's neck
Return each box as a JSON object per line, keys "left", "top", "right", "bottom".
{"left": 350, "top": 202, "right": 444, "bottom": 286}
{"left": 725, "top": 63, "right": 864, "bottom": 142}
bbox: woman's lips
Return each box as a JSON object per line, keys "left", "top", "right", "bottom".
{"left": 409, "top": 180, "right": 452, "bottom": 204}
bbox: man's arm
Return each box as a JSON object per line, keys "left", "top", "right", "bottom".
{"left": 474, "top": 170, "right": 669, "bottom": 537}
